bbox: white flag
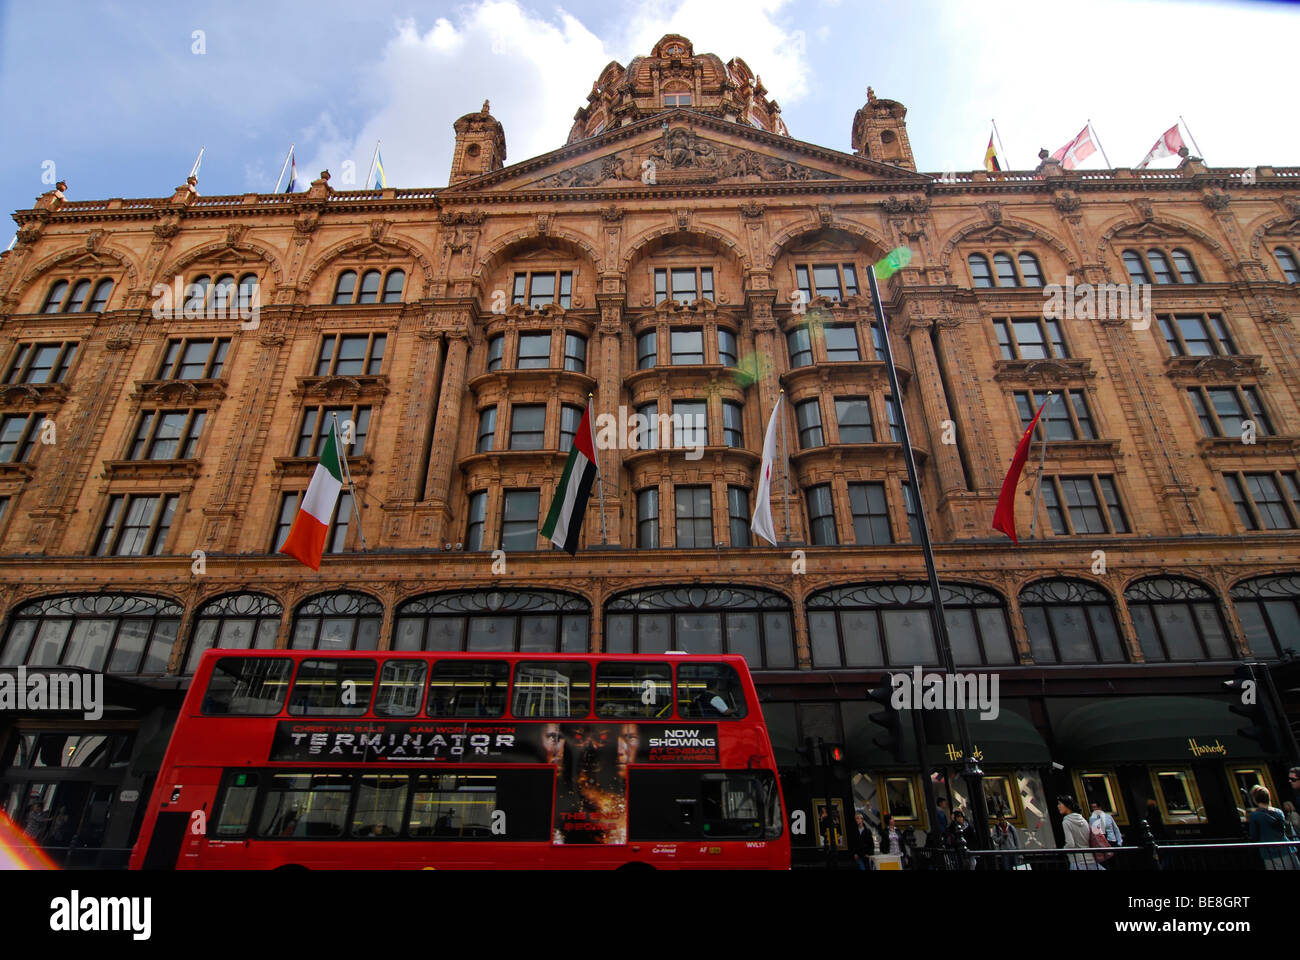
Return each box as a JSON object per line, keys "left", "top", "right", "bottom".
{"left": 751, "top": 394, "right": 783, "bottom": 546}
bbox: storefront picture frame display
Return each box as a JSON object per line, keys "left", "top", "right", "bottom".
{"left": 1072, "top": 768, "right": 1129, "bottom": 826}
{"left": 812, "top": 797, "right": 848, "bottom": 850}
{"left": 877, "top": 775, "right": 926, "bottom": 829}
{"left": 1226, "top": 765, "right": 1278, "bottom": 822}
{"left": 1149, "top": 767, "right": 1207, "bottom": 824}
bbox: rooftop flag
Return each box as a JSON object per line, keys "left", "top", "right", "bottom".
{"left": 1136, "top": 123, "right": 1186, "bottom": 169}
{"left": 1050, "top": 125, "right": 1096, "bottom": 170}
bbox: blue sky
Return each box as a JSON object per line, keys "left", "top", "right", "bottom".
{"left": 0, "top": 0, "right": 1296, "bottom": 236}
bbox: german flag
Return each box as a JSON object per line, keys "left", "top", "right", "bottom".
{"left": 984, "top": 133, "right": 1001, "bottom": 172}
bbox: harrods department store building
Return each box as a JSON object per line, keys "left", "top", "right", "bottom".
{"left": 1, "top": 35, "right": 1299, "bottom": 864}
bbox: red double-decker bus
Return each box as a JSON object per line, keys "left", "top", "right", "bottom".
{"left": 129, "top": 650, "right": 788, "bottom": 869}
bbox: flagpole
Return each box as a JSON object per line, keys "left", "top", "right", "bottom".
{"left": 777, "top": 390, "right": 792, "bottom": 542}
{"left": 272, "top": 143, "right": 295, "bottom": 194}
{"left": 366, "top": 140, "right": 381, "bottom": 190}
{"left": 1178, "top": 115, "right": 1204, "bottom": 159}
{"left": 330, "top": 413, "right": 369, "bottom": 553}
{"left": 866, "top": 262, "right": 989, "bottom": 846}
{"left": 1087, "top": 120, "right": 1112, "bottom": 169}
{"left": 992, "top": 118, "right": 1008, "bottom": 169}
{"left": 589, "top": 393, "right": 609, "bottom": 546}
{"left": 1027, "top": 392, "right": 1054, "bottom": 540}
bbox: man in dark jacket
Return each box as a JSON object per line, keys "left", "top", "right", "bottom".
{"left": 852, "top": 810, "right": 876, "bottom": 870}
{"left": 947, "top": 810, "right": 978, "bottom": 869}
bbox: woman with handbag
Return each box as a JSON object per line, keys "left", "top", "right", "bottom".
{"left": 1058, "top": 796, "right": 1101, "bottom": 870}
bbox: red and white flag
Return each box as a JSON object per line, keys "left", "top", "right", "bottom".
{"left": 1050, "top": 125, "right": 1097, "bottom": 170}
{"left": 1136, "top": 123, "right": 1186, "bottom": 169}
{"left": 750, "top": 394, "right": 783, "bottom": 546}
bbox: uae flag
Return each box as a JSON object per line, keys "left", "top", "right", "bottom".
{"left": 279, "top": 425, "right": 344, "bottom": 570}
{"left": 541, "top": 402, "right": 598, "bottom": 555}
{"left": 992, "top": 396, "right": 1050, "bottom": 545}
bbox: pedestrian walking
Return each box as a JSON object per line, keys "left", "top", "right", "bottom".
{"left": 1282, "top": 800, "right": 1300, "bottom": 837}
{"left": 1247, "top": 785, "right": 1300, "bottom": 870}
{"left": 947, "top": 809, "right": 977, "bottom": 870}
{"left": 852, "top": 810, "right": 875, "bottom": 871}
{"left": 1058, "top": 796, "right": 1101, "bottom": 870}
{"left": 878, "top": 813, "right": 908, "bottom": 868}
{"left": 991, "top": 813, "right": 1023, "bottom": 870}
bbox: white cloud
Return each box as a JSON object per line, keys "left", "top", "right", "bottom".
{"left": 296, "top": 0, "right": 813, "bottom": 189}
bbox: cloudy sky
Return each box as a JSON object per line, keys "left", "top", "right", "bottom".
{"left": 0, "top": 0, "right": 1295, "bottom": 233}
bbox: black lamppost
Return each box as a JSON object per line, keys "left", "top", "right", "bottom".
{"left": 866, "top": 258, "right": 990, "bottom": 850}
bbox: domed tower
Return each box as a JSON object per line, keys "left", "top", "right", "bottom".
{"left": 566, "top": 34, "right": 790, "bottom": 143}
{"left": 850, "top": 87, "right": 916, "bottom": 171}
{"left": 449, "top": 100, "right": 506, "bottom": 186}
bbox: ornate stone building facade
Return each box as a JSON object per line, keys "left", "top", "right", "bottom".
{"left": 1, "top": 34, "right": 1298, "bottom": 863}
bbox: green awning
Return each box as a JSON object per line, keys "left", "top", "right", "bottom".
{"left": 1053, "top": 696, "right": 1267, "bottom": 764}
{"left": 846, "top": 707, "right": 1049, "bottom": 768}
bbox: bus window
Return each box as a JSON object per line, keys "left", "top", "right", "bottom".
{"left": 213, "top": 771, "right": 259, "bottom": 838}
{"left": 426, "top": 660, "right": 509, "bottom": 717}
{"left": 287, "top": 658, "right": 376, "bottom": 716}
{"left": 700, "top": 773, "right": 764, "bottom": 839}
{"left": 375, "top": 660, "right": 427, "bottom": 717}
{"left": 201, "top": 657, "right": 293, "bottom": 715}
{"left": 511, "top": 661, "right": 591, "bottom": 718}
{"left": 594, "top": 662, "right": 671, "bottom": 719}
{"left": 409, "top": 774, "right": 497, "bottom": 839}
{"left": 676, "top": 663, "right": 748, "bottom": 719}
{"left": 257, "top": 773, "right": 351, "bottom": 839}
{"left": 351, "top": 775, "right": 409, "bottom": 838}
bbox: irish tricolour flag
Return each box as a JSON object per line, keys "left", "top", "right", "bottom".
{"left": 541, "top": 402, "right": 598, "bottom": 555}
{"left": 279, "top": 425, "right": 344, "bottom": 570}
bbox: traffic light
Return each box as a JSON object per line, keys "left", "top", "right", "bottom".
{"left": 867, "top": 675, "right": 903, "bottom": 763}
{"left": 822, "top": 742, "right": 849, "bottom": 781}
{"left": 1227, "top": 664, "right": 1278, "bottom": 753}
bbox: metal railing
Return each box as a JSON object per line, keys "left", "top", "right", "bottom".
{"left": 912, "top": 837, "right": 1300, "bottom": 872}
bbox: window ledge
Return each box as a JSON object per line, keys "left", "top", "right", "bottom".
{"left": 0, "top": 382, "right": 69, "bottom": 408}
{"left": 780, "top": 359, "right": 911, "bottom": 389}
{"left": 1196, "top": 435, "right": 1300, "bottom": 455}
{"left": 1030, "top": 438, "right": 1122, "bottom": 458}
{"left": 133, "top": 378, "right": 226, "bottom": 404}
{"left": 993, "top": 358, "right": 1093, "bottom": 383}
{"left": 274, "top": 455, "right": 372, "bottom": 477}
{"left": 466, "top": 368, "right": 596, "bottom": 397}
{"left": 0, "top": 460, "right": 37, "bottom": 479}
{"left": 295, "top": 374, "right": 389, "bottom": 400}
{"left": 1164, "top": 354, "right": 1263, "bottom": 382}
{"left": 622, "top": 446, "right": 760, "bottom": 470}
{"left": 102, "top": 458, "right": 201, "bottom": 480}
{"left": 790, "top": 442, "right": 929, "bottom": 466}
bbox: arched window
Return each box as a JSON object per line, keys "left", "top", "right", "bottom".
{"left": 0, "top": 593, "right": 182, "bottom": 674}
{"left": 184, "top": 592, "right": 283, "bottom": 674}
{"left": 993, "top": 252, "right": 1019, "bottom": 287}
{"left": 1122, "top": 250, "right": 1150, "bottom": 284}
{"left": 1125, "top": 577, "right": 1231, "bottom": 661}
{"left": 1232, "top": 574, "right": 1300, "bottom": 660}
{"left": 1273, "top": 247, "right": 1300, "bottom": 283}
{"left": 1017, "top": 252, "right": 1044, "bottom": 287}
{"left": 333, "top": 270, "right": 357, "bottom": 304}
{"left": 1170, "top": 249, "right": 1201, "bottom": 283}
{"left": 41, "top": 280, "right": 69, "bottom": 313}
{"left": 212, "top": 274, "right": 236, "bottom": 311}
{"left": 1146, "top": 250, "right": 1175, "bottom": 284}
{"left": 65, "top": 280, "right": 91, "bottom": 313}
{"left": 1019, "top": 579, "right": 1126, "bottom": 663}
{"left": 968, "top": 254, "right": 992, "bottom": 288}
{"left": 357, "top": 270, "right": 381, "bottom": 304}
{"left": 291, "top": 591, "right": 382, "bottom": 650}
{"left": 87, "top": 279, "right": 114, "bottom": 313}
{"left": 605, "top": 585, "right": 794, "bottom": 669}
{"left": 187, "top": 275, "right": 211, "bottom": 313}
{"left": 382, "top": 269, "right": 405, "bottom": 303}
{"left": 806, "top": 582, "right": 1014, "bottom": 668}
{"left": 237, "top": 274, "right": 259, "bottom": 311}
{"left": 394, "top": 589, "right": 589, "bottom": 653}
